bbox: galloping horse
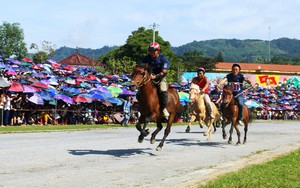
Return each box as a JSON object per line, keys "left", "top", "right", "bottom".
{"left": 185, "top": 83, "right": 220, "bottom": 141}
{"left": 130, "top": 64, "right": 180, "bottom": 151}
{"left": 221, "top": 85, "right": 253, "bottom": 145}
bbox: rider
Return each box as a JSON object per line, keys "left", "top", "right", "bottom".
{"left": 140, "top": 42, "right": 170, "bottom": 118}
{"left": 216, "top": 63, "right": 253, "bottom": 126}
{"left": 191, "top": 67, "right": 215, "bottom": 119}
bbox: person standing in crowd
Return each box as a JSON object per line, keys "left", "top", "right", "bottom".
{"left": 0, "top": 93, "right": 5, "bottom": 127}
{"left": 121, "top": 95, "right": 132, "bottom": 126}
{"left": 191, "top": 67, "right": 215, "bottom": 119}
{"left": 140, "top": 42, "right": 170, "bottom": 118}
{"left": 3, "top": 92, "right": 12, "bottom": 126}
{"left": 217, "top": 63, "right": 253, "bottom": 126}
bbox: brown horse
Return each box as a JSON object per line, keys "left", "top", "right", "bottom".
{"left": 130, "top": 64, "right": 181, "bottom": 151}
{"left": 221, "top": 85, "right": 253, "bottom": 145}
{"left": 185, "top": 83, "right": 221, "bottom": 141}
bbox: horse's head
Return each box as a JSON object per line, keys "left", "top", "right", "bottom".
{"left": 130, "top": 64, "right": 151, "bottom": 91}
{"left": 222, "top": 85, "right": 234, "bottom": 107}
{"left": 189, "top": 83, "right": 202, "bottom": 102}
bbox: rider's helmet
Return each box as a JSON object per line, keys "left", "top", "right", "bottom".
{"left": 197, "top": 67, "right": 205, "bottom": 74}
{"left": 148, "top": 42, "right": 161, "bottom": 51}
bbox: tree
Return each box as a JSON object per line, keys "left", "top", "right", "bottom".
{"left": 30, "top": 40, "right": 56, "bottom": 63}
{"left": 214, "top": 51, "right": 224, "bottom": 62}
{"left": 99, "top": 27, "right": 178, "bottom": 81}
{"left": 0, "top": 21, "right": 27, "bottom": 59}
{"left": 180, "top": 51, "right": 216, "bottom": 72}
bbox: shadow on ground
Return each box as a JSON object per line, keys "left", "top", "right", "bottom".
{"left": 68, "top": 148, "right": 156, "bottom": 157}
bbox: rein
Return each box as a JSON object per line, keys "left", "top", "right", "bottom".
{"left": 133, "top": 71, "right": 152, "bottom": 89}
{"left": 234, "top": 86, "right": 253, "bottom": 98}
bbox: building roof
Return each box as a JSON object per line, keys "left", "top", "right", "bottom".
{"left": 215, "top": 62, "right": 300, "bottom": 75}
{"left": 58, "top": 52, "right": 101, "bottom": 67}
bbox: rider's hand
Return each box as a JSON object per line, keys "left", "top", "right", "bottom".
{"left": 150, "top": 73, "right": 156, "bottom": 80}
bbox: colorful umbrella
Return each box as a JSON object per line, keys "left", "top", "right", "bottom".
{"left": 23, "top": 85, "right": 39, "bottom": 93}
{"left": 0, "top": 77, "right": 10, "bottom": 88}
{"left": 108, "top": 86, "right": 123, "bottom": 97}
{"left": 8, "top": 82, "right": 24, "bottom": 92}
{"left": 28, "top": 93, "right": 44, "bottom": 105}
{"left": 178, "top": 91, "right": 190, "bottom": 102}
{"left": 72, "top": 95, "right": 92, "bottom": 103}
{"left": 31, "top": 82, "right": 49, "bottom": 89}
{"left": 54, "top": 94, "right": 74, "bottom": 105}
{"left": 22, "top": 57, "right": 33, "bottom": 63}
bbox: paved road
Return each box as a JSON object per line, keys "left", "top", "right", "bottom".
{"left": 0, "top": 121, "right": 299, "bottom": 188}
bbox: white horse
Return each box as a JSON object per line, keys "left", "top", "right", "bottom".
{"left": 185, "top": 83, "right": 221, "bottom": 141}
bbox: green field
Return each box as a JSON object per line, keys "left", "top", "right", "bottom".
{"left": 199, "top": 148, "right": 300, "bottom": 188}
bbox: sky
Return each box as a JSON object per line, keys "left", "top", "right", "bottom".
{"left": 2, "top": 0, "right": 300, "bottom": 51}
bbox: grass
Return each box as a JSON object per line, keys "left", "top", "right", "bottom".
{"left": 199, "top": 148, "right": 300, "bottom": 188}
{"left": 0, "top": 122, "right": 191, "bottom": 133}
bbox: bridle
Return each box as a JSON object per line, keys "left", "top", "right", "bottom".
{"left": 130, "top": 68, "right": 152, "bottom": 89}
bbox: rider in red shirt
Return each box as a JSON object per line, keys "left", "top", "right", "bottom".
{"left": 191, "top": 67, "right": 215, "bottom": 119}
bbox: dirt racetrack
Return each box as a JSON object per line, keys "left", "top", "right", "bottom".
{"left": 0, "top": 121, "right": 299, "bottom": 188}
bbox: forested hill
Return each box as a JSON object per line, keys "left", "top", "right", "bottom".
{"left": 171, "top": 38, "right": 300, "bottom": 62}
{"left": 53, "top": 46, "right": 118, "bottom": 61}
{"left": 53, "top": 38, "right": 300, "bottom": 62}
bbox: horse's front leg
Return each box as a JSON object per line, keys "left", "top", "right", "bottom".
{"left": 205, "top": 120, "right": 213, "bottom": 141}
{"left": 136, "top": 118, "right": 150, "bottom": 143}
{"left": 186, "top": 114, "right": 196, "bottom": 133}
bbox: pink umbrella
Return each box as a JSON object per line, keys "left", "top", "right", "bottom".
{"left": 8, "top": 82, "right": 24, "bottom": 92}
{"left": 31, "top": 82, "right": 49, "bottom": 89}
{"left": 72, "top": 95, "right": 92, "bottom": 103}
{"left": 6, "top": 70, "right": 17, "bottom": 75}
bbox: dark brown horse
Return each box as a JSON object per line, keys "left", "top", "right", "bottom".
{"left": 221, "top": 85, "right": 253, "bottom": 145}
{"left": 130, "top": 64, "right": 180, "bottom": 151}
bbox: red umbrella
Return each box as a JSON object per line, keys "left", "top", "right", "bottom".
{"left": 22, "top": 57, "right": 33, "bottom": 63}
{"left": 31, "top": 82, "right": 49, "bottom": 89}
{"left": 72, "top": 95, "right": 92, "bottom": 103}
{"left": 8, "top": 82, "right": 24, "bottom": 92}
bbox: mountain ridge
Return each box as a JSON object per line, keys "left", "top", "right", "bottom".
{"left": 53, "top": 38, "right": 300, "bottom": 62}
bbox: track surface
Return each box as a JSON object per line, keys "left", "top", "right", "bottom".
{"left": 0, "top": 121, "right": 299, "bottom": 188}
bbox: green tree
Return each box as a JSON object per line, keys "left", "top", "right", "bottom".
{"left": 215, "top": 51, "right": 224, "bottom": 62}
{"left": 0, "top": 21, "right": 27, "bottom": 59}
{"left": 180, "top": 50, "right": 216, "bottom": 72}
{"left": 30, "top": 40, "right": 56, "bottom": 63}
{"left": 99, "top": 27, "right": 178, "bottom": 81}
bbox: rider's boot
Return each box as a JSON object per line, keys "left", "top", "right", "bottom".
{"left": 160, "top": 91, "right": 169, "bottom": 118}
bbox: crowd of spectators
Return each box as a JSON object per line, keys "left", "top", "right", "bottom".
{"left": 0, "top": 56, "right": 299, "bottom": 127}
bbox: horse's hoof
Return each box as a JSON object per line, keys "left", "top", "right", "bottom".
{"left": 203, "top": 133, "right": 208, "bottom": 136}
{"left": 185, "top": 127, "right": 190, "bottom": 133}
{"left": 228, "top": 140, "right": 232, "bottom": 144}
{"left": 236, "top": 142, "right": 241, "bottom": 145}
{"left": 223, "top": 134, "right": 227, "bottom": 140}
{"left": 150, "top": 139, "right": 156, "bottom": 144}
{"left": 156, "top": 146, "right": 162, "bottom": 151}
{"left": 138, "top": 135, "right": 144, "bottom": 143}
{"left": 243, "top": 141, "right": 247, "bottom": 144}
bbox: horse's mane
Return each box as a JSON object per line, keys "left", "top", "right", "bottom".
{"left": 190, "top": 83, "right": 200, "bottom": 93}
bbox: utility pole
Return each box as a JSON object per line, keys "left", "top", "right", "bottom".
{"left": 268, "top": 26, "right": 271, "bottom": 62}
{"left": 149, "top": 23, "right": 159, "bottom": 43}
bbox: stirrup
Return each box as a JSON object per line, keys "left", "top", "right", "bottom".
{"left": 162, "top": 108, "right": 169, "bottom": 117}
